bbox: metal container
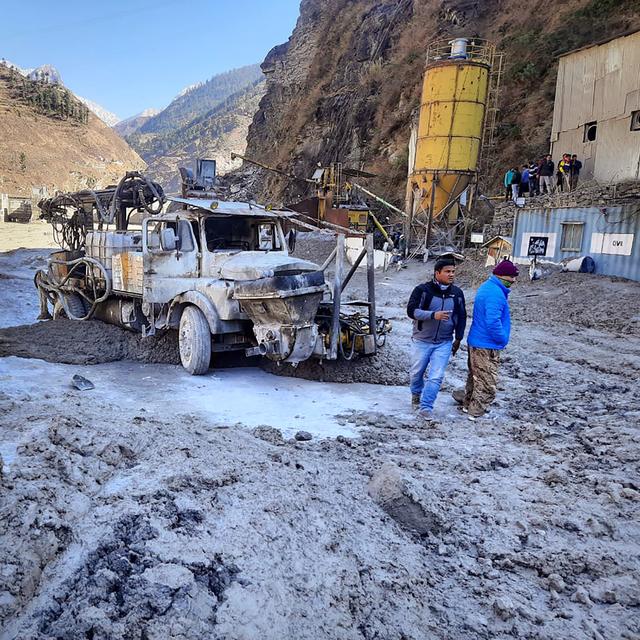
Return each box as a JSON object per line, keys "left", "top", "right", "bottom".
{"left": 409, "top": 38, "right": 494, "bottom": 220}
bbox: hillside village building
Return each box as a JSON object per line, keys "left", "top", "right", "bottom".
{"left": 551, "top": 30, "right": 640, "bottom": 183}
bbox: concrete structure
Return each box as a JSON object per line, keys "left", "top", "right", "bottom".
{"left": 551, "top": 30, "right": 640, "bottom": 183}
{"left": 512, "top": 205, "right": 640, "bottom": 281}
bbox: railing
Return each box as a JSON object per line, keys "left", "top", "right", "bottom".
{"left": 425, "top": 38, "right": 496, "bottom": 66}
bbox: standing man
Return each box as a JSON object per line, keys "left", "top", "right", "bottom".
{"left": 538, "top": 154, "right": 554, "bottom": 194}
{"left": 558, "top": 153, "right": 572, "bottom": 192}
{"left": 519, "top": 164, "right": 530, "bottom": 198}
{"left": 454, "top": 260, "right": 518, "bottom": 420}
{"left": 529, "top": 160, "right": 540, "bottom": 197}
{"left": 407, "top": 258, "right": 467, "bottom": 418}
{"left": 503, "top": 168, "right": 514, "bottom": 201}
{"left": 510, "top": 166, "right": 521, "bottom": 202}
{"left": 569, "top": 154, "right": 582, "bottom": 191}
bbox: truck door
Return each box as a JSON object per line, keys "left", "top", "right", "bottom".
{"left": 142, "top": 217, "right": 199, "bottom": 302}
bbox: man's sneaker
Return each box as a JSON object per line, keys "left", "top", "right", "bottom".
{"left": 417, "top": 409, "right": 437, "bottom": 424}
{"left": 412, "top": 394, "right": 420, "bottom": 408}
{"left": 452, "top": 389, "right": 466, "bottom": 405}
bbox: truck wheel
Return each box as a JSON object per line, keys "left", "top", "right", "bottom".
{"left": 179, "top": 305, "right": 211, "bottom": 375}
{"left": 53, "top": 293, "right": 87, "bottom": 320}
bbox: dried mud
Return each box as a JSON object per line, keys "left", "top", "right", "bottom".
{"left": 1, "top": 246, "right": 639, "bottom": 639}
{"left": 0, "top": 319, "right": 180, "bottom": 366}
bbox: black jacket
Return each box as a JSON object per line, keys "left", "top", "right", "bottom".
{"left": 539, "top": 159, "right": 554, "bottom": 177}
{"left": 407, "top": 281, "right": 467, "bottom": 342}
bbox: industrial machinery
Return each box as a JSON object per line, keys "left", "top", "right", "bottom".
{"left": 35, "top": 172, "right": 389, "bottom": 375}
{"left": 179, "top": 158, "right": 217, "bottom": 198}
{"left": 230, "top": 152, "right": 393, "bottom": 245}
{"left": 405, "top": 37, "right": 501, "bottom": 255}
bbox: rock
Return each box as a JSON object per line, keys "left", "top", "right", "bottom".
{"left": 368, "top": 463, "right": 441, "bottom": 536}
{"left": 294, "top": 431, "right": 313, "bottom": 442}
{"left": 571, "top": 586, "right": 591, "bottom": 604}
{"left": 142, "top": 563, "right": 195, "bottom": 590}
{"left": 621, "top": 487, "right": 640, "bottom": 501}
{"left": 548, "top": 573, "right": 566, "bottom": 592}
{"left": 493, "top": 596, "right": 515, "bottom": 620}
{"left": 252, "top": 426, "right": 285, "bottom": 445}
{"left": 542, "top": 469, "right": 566, "bottom": 485}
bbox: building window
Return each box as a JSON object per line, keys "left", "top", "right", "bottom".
{"left": 561, "top": 222, "right": 584, "bottom": 251}
{"left": 583, "top": 121, "right": 597, "bottom": 142}
{"left": 631, "top": 110, "right": 640, "bottom": 131}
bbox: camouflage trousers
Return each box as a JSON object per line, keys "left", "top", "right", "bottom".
{"left": 463, "top": 347, "right": 501, "bottom": 416}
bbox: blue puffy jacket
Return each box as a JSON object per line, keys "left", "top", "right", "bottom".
{"left": 467, "top": 276, "right": 512, "bottom": 350}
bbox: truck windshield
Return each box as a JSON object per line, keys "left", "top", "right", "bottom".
{"left": 203, "top": 217, "right": 282, "bottom": 252}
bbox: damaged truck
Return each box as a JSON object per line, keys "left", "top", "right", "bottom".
{"left": 35, "top": 171, "right": 389, "bottom": 374}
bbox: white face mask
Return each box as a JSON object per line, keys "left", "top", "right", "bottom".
{"left": 434, "top": 278, "right": 449, "bottom": 291}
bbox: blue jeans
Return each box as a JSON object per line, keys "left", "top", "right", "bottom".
{"left": 410, "top": 340, "right": 453, "bottom": 411}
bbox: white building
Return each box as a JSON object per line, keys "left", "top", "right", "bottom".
{"left": 551, "top": 30, "right": 640, "bottom": 183}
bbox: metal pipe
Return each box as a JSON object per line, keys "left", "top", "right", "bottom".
{"left": 329, "top": 234, "right": 345, "bottom": 360}
{"left": 341, "top": 247, "right": 367, "bottom": 293}
{"left": 366, "top": 234, "right": 377, "bottom": 346}
{"left": 230, "top": 152, "right": 315, "bottom": 184}
{"left": 320, "top": 246, "right": 338, "bottom": 271}
{"left": 352, "top": 182, "right": 408, "bottom": 218}
{"left": 368, "top": 210, "right": 394, "bottom": 248}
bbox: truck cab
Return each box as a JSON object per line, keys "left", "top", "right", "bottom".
{"left": 84, "top": 198, "right": 325, "bottom": 374}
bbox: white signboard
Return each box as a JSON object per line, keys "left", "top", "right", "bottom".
{"left": 470, "top": 233, "right": 484, "bottom": 244}
{"left": 590, "top": 233, "right": 634, "bottom": 256}
{"left": 519, "top": 232, "right": 556, "bottom": 258}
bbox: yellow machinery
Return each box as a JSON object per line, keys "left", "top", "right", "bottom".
{"left": 406, "top": 38, "right": 499, "bottom": 252}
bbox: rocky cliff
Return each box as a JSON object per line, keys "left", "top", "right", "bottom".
{"left": 241, "top": 0, "right": 640, "bottom": 207}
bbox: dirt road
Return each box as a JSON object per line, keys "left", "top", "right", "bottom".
{"left": 1, "top": 240, "right": 639, "bottom": 639}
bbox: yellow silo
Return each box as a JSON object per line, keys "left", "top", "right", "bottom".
{"left": 407, "top": 38, "right": 495, "bottom": 226}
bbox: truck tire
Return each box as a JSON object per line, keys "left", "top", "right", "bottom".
{"left": 53, "top": 293, "right": 87, "bottom": 320}
{"left": 179, "top": 305, "right": 211, "bottom": 375}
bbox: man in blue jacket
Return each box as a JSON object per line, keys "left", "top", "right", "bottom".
{"left": 455, "top": 259, "right": 518, "bottom": 420}
{"left": 407, "top": 258, "right": 467, "bottom": 418}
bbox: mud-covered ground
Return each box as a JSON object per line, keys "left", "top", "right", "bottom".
{"left": 1, "top": 239, "right": 639, "bottom": 640}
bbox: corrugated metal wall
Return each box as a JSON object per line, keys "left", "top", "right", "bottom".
{"left": 551, "top": 31, "right": 640, "bottom": 182}
{"left": 512, "top": 205, "right": 640, "bottom": 281}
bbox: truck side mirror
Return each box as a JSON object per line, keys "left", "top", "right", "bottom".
{"left": 160, "top": 227, "right": 178, "bottom": 251}
{"left": 287, "top": 229, "right": 297, "bottom": 253}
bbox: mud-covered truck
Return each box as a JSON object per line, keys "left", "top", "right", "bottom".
{"left": 36, "top": 177, "right": 388, "bottom": 374}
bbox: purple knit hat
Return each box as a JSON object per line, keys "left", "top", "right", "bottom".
{"left": 493, "top": 260, "right": 519, "bottom": 277}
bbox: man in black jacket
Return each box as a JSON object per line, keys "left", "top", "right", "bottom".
{"left": 407, "top": 258, "right": 467, "bottom": 417}
{"left": 538, "top": 154, "right": 554, "bottom": 194}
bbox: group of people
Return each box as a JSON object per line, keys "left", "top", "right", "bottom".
{"left": 504, "top": 153, "right": 583, "bottom": 201}
{"left": 407, "top": 258, "right": 519, "bottom": 420}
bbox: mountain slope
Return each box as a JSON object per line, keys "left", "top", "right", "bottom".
{"left": 241, "top": 0, "right": 640, "bottom": 206}
{"left": 113, "top": 109, "right": 159, "bottom": 137}
{"left": 0, "top": 65, "right": 143, "bottom": 195}
{"left": 123, "top": 65, "right": 265, "bottom": 191}
{"left": 76, "top": 95, "right": 120, "bottom": 127}
{"left": 136, "top": 64, "right": 262, "bottom": 136}
{"left": 0, "top": 61, "right": 120, "bottom": 126}
{"left": 143, "top": 80, "right": 266, "bottom": 193}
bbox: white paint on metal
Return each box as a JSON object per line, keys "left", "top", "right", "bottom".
{"left": 519, "top": 232, "right": 557, "bottom": 257}
{"left": 590, "top": 232, "right": 635, "bottom": 255}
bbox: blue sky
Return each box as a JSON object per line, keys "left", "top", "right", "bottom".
{"left": 3, "top": 0, "right": 300, "bottom": 120}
